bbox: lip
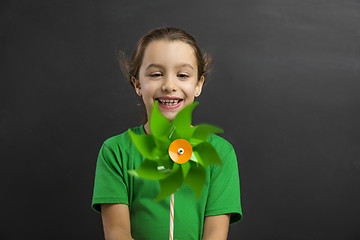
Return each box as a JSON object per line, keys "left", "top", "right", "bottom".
{"left": 155, "top": 96, "right": 183, "bottom": 109}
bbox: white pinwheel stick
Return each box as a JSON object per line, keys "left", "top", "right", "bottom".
{"left": 169, "top": 193, "right": 174, "bottom": 240}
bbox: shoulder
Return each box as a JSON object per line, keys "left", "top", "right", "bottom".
{"left": 207, "top": 134, "right": 235, "bottom": 159}
{"left": 103, "top": 125, "right": 144, "bottom": 151}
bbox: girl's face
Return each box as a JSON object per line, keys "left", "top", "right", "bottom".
{"left": 134, "top": 40, "right": 204, "bottom": 124}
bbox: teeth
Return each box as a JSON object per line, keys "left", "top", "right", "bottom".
{"left": 159, "top": 99, "right": 180, "bottom": 105}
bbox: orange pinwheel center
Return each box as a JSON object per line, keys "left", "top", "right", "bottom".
{"left": 168, "top": 139, "right": 193, "bottom": 164}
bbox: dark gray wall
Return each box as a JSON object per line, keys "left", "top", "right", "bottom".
{"left": 1, "top": 0, "right": 359, "bottom": 239}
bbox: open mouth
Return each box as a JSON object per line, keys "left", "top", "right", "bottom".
{"left": 156, "top": 97, "right": 183, "bottom": 108}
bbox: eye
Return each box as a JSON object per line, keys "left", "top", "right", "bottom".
{"left": 177, "top": 73, "right": 189, "bottom": 79}
{"left": 149, "top": 73, "right": 163, "bottom": 78}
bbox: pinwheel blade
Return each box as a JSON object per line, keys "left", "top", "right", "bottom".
{"left": 191, "top": 124, "right": 223, "bottom": 142}
{"left": 184, "top": 161, "right": 206, "bottom": 199}
{"left": 158, "top": 156, "right": 173, "bottom": 170}
{"left": 150, "top": 101, "right": 173, "bottom": 146}
{"left": 190, "top": 151, "right": 204, "bottom": 166}
{"left": 128, "top": 129, "right": 162, "bottom": 160}
{"left": 181, "top": 161, "right": 191, "bottom": 179}
{"left": 128, "top": 159, "right": 171, "bottom": 180}
{"left": 155, "top": 164, "right": 183, "bottom": 201}
{"left": 153, "top": 137, "right": 171, "bottom": 154}
{"left": 193, "top": 142, "right": 223, "bottom": 167}
{"left": 173, "top": 102, "right": 199, "bottom": 139}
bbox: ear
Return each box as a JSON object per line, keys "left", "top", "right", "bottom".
{"left": 131, "top": 76, "right": 142, "bottom": 96}
{"left": 195, "top": 75, "right": 205, "bottom": 97}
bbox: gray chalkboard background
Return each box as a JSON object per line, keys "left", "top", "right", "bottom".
{"left": 1, "top": 0, "right": 359, "bottom": 239}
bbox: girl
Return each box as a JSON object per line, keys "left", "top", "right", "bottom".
{"left": 92, "top": 27, "right": 242, "bottom": 240}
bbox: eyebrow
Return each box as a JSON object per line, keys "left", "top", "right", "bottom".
{"left": 145, "top": 63, "right": 194, "bottom": 70}
{"left": 177, "top": 63, "right": 194, "bottom": 70}
{"left": 145, "top": 64, "right": 163, "bottom": 70}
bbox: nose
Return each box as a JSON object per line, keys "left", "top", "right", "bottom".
{"left": 161, "top": 75, "right": 177, "bottom": 92}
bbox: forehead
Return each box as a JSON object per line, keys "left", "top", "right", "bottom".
{"left": 141, "top": 40, "right": 197, "bottom": 69}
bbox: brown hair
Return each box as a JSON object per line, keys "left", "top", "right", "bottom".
{"left": 119, "top": 27, "right": 212, "bottom": 83}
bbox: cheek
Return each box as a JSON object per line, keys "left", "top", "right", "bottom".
{"left": 184, "top": 87, "right": 197, "bottom": 98}
{"left": 140, "top": 82, "right": 161, "bottom": 99}
{"left": 186, "top": 81, "right": 199, "bottom": 94}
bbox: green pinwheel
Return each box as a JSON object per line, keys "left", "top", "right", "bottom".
{"left": 128, "top": 101, "right": 223, "bottom": 201}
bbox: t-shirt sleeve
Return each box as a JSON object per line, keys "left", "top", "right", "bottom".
{"left": 91, "top": 143, "right": 129, "bottom": 213}
{"left": 205, "top": 143, "right": 242, "bottom": 224}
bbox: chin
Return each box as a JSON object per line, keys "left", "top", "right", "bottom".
{"left": 161, "top": 112, "right": 177, "bottom": 122}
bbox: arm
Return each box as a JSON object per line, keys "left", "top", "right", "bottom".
{"left": 202, "top": 214, "right": 230, "bottom": 240}
{"left": 101, "top": 203, "right": 134, "bottom": 240}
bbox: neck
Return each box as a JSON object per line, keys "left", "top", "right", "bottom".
{"left": 144, "top": 122, "right": 151, "bottom": 134}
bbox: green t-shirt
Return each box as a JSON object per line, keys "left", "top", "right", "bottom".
{"left": 92, "top": 125, "right": 242, "bottom": 239}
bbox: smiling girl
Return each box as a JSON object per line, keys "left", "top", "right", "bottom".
{"left": 92, "top": 27, "right": 242, "bottom": 240}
